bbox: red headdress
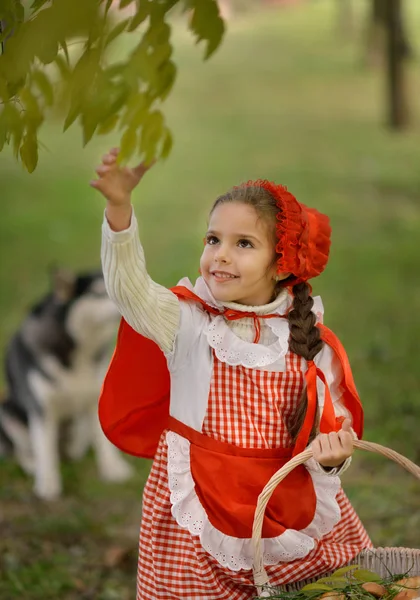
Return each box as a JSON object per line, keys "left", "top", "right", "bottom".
{"left": 237, "top": 180, "right": 332, "bottom": 284}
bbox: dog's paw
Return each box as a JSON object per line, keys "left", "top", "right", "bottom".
{"left": 99, "top": 457, "right": 134, "bottom": 483}
{"left": 34, "top": 477, "right": 62, "bottom": 501}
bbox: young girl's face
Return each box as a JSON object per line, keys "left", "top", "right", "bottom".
{"left": 200, "top": 202, "right": 281, "bottom": 306}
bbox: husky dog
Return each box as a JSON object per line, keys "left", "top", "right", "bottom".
{"left": 0, "top": 268, "right": 133, "bottom": 500}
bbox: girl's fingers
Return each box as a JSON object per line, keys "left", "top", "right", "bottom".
{"left": 328, "top": 432, "right": 343, "bottom": 455}
{"left": 90, "top": 178, "right": 104, "bottom": 192}
{"left": 311, "top": 437, "right": 322, "bottom": 458}
{"left": 320, "top": 433, "right": 333, "bottom": 452}
{"left": 96, "top": 165, "right": 111, "bottom": 176}
{"left": 110, "top": 147, "right": 120, "bottom": 156}
{"left": 338, "top": 430, "right": 353, "bottom": 453}
{"left": 102, "top": 154, "right": 117, "bottom": 165}
{"left": 341, "top": 418, "right": 352, "bottom": 433}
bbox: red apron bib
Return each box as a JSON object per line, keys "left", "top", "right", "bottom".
{"left": 168, "top": 417, "right": 317, "bottom": 539}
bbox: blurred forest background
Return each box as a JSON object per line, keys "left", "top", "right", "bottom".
{"left": 0, "top": 0, "right": 419, "bottom": 598}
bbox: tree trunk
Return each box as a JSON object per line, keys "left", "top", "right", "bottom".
{"left": 366, "top": 0, "right": 387, "bottom": 67}
{"left": 366, "top": 0, "right": 412, "bottom": 68}
{"left": 384, "top": 0, "right": 410, "bottom": 129}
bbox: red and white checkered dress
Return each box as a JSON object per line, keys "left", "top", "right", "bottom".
{"left": 137, "top": 351, "right": 372, "bottom": 599}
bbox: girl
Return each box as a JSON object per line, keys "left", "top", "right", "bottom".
{"left": 91, "top": 148, "right": 373, "bottom": 600}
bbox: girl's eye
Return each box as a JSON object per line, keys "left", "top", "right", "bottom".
{"left": 206, "top": 235, "right": 219, "bottom": 245}
{"left": 238, "top": 239, "right": 253, "bottom": 249}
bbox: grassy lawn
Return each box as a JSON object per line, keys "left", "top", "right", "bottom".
{"left": 1, "top": 1, "right": 420, "bottom": 598}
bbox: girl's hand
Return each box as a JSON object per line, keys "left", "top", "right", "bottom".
{"left": 90, "top": 147, "right": 155, "bottom": 207}
{"left": 311, "top": 418, "right": 354, "bottom": 468}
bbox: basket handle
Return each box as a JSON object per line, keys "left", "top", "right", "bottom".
{"left": 252, "top": 440, "right": 420, "bottom": 595}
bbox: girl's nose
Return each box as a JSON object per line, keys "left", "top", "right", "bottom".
{"left": 215, "top": 245, "right": 230, "bottom": 264}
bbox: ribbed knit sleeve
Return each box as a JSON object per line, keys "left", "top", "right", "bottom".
{"left": 101, "top": 209, "right": 180, "bottom": 354}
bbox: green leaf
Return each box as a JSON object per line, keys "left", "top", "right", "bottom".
{"left": 36, "top": 38, "right": 59, "bottom": 65}
{"left": 119, "top": 0, "right": 135, "bottom": 8}
{"left": 139, "top": 109, "right": 163, "bottom": 162}
{"left": 81, "top": 110, "right": 98, "bottom": 146}
{"left": 32, "top": 70, "right": 54, "bottom": 106}
{"left": 97, "top": 114, "right": 119, "bottom": 135}
{"left": 160, "top": 127, "right": 173, "bottom": 159}
{"left": 30, "top": 0, "right": 50, "bottom": 11}
{"left": 156, "top": 60, "right": 176, "bottom": 100}
{"left": 63, "top": 101, "right": 81, "bottom": 131}
{"left": 60, "top": 40, "right": 70, "bottom": 64}
{"left": 0, "top": 76, "right": 9, "bottom": 102}
{"left": 105, "top": 18, "right": 130, "bottom": 47}
{"left": 120, "top": 126, "right": 137, "bottom": 162}
{"left": 12, "top": 118, "right": 24, "bottom": 158}
{"left": 55, "top": 55, "right": 71, "bottom": 79}
{"left": 0, "top": 20, "right": 14, "bottom": 44}
{"left": 188, "top": 0, "right": 225, "bottom": 59}
{"left": 315, "top": 577, "right": 348, "bottom": 588}
{"left": 72, "top": 48, "right": 100, "bottom": 92}
{"left": 105, "top": 0, "right": 113, "bottom": 16}
{"left": 0, "top": 102, "right": 22, "bottom": 155}
{"left": 301, "top": 583, "right": 336, "bottom": 593}
{"left": 330, "top": 566, "right": 360, "bottom": 577}
{"left": 14, "top": 1, "right": 25, "bottom": 22}
{"left": 351, "top": 570, "right": 382, "bottom": 583}
{"left": 120, "top": 92, "right": 151, "bottom": 128}
{"left": 127, "top": 3, "right": 151, "bottom": 32}
{"left": 150, "top": 40, "right": 172, "bottom": 69}
{"left": 20, "top": 86, "right": 43, "bottom": 126}
{"left": 20, "top": 132, "right": 38, "bottom": 173}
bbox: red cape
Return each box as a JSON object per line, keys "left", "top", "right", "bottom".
{"left": 98, "top": 288, "right": 364, "bottom": 458}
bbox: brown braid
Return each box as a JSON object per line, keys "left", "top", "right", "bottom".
{"left": 287, "top": 282, "right": 324, "bottom": 444}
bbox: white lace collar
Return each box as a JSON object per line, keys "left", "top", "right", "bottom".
{"left": 176, "top": 277, "right": 324, "bottom": 369}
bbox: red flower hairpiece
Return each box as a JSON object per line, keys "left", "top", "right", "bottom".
{"left": 238, "top": 180, "right": 331, "bottom": 284}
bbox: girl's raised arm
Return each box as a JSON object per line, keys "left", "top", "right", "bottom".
{"left": 91, "top": 149, "right": 180, "bottom": 354}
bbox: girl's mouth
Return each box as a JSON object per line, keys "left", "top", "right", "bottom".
{"left": 211, "top": 271, "right": 239, "bottom": 283}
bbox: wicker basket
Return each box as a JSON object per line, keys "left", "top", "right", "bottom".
{"left": 251, "top": 440, "right": 420, "bottom": 597}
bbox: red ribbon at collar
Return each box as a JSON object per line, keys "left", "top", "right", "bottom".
{"left": 223, "top": 309, "right": 284, "bottom": 343}
{"left": 171, "top": 285, "right": 285, "bottom": 343}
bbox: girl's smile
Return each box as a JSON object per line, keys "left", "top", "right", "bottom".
{"left": 210, "top": 270, "right": 240, "bottom": 283}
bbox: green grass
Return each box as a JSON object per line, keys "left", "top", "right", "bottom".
{"left": 1, "top": 0, "right": 420, "bottom": 597}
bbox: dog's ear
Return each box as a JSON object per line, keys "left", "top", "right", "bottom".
{"left": 49, "top": 265, "right": 76, "bottom": 303}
